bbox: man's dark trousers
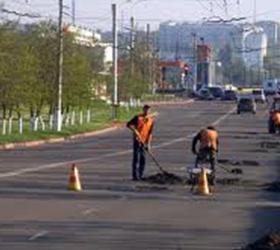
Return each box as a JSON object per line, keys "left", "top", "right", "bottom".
{"left": 132, "top": 139, "right": 146, "bottom": 180}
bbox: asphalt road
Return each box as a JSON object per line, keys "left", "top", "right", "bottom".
{"left": 0, "top": 100, "right": 279, "bottom": 250}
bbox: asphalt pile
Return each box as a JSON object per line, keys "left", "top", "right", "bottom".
{"left": 231, "top": 168, "right": 243, "bottom": 174}
{"left": 144, "top": 172, "right": 185, "bottom": 185}
{"left": 218, "top": 159, "right": 259, "bottom": 167}
{"left": 216, "top": 178, "right": 241, "bottom": 185}
{"left": 239, "top": 232, "right": 280, "bottom": 250}
{"left": 264, "top": 181, "right": 280, "bottom": 192}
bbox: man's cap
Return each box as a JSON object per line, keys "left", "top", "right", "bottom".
{"left": 143, "top": 104, "right": 151, "bottom": 109}
{"left": 207, "top": 125, "right": 216, "bottom": 130}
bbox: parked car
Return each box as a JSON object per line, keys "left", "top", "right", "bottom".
{"left": 222, "top": 90, "right": 237, "bottom": 101}
{"left": 252, "top": 89, "right": 266, "bottom": 103}
{"left": 208, "top": 86, "right": 224, "bottom": 99}
{"left": 268, "top": 96, "right": 280, "bottom": 133}
{"left": 196, "top": 88, "right": 214, "bottom": 100}
{"left": 237, "top": 97, "right": 256, "bottom": 114}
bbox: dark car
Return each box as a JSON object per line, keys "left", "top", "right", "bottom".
{"left": 208, "top": 87, "right": 224, "bottom": 99}
{"left": 222, "top": 90, "right": 237, "bottom": 101}
{"left": 196, "top": 88, "right": 214, "bottom": 100}
{"left": 237, "top": 97, "right": 256, "bottom": 114}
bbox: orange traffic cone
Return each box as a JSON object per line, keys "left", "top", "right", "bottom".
{"left": 196, "top": 168, "right": 210, "bottom": 195}
{"left": 68, "top": 164, "right": 82, "bottom": 191}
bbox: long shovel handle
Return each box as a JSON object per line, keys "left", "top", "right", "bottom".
{"left": 144, "top": 148, "right": 166, "bottom": 174}
{"left": 130, "top": 128, "right": 166, "bottom": 174}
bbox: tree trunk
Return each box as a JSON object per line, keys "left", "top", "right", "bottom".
{"left": 8, "top": 109, "right": 13, "bottom": 134}
{"left": 65, "top": 113, "right": 70, "bottom": 127}
{"left": 86, "top": 109, "right": 91, "bottom": 123}
{"left": 33, "top": 117, "right": 39, "bottom": 132}
{"left": 18, "top": 116, "right": 23, "bottom": 134}
{"left": 79, "top": 110, "right": 83, "bottom": 125}
{"left": 49, "top": 104, "right": 55, "bottom": 130}
{"left": 39, "top": 116, "right": 45, "bottom": 131}
{"left": 8, "top": 116, "right": 13, "bottom": 134}
{"left": 71, "top": 111, "right": 76, "bottom": 126}
{"left": 64, "top": 106, "right": 70, "bottom": 127}
{"left": 2, "top": 104, "right": 7, "bottom": 135}
{"left": 2, "top": 119, "right": 7, "bottom": 135}
{"left": 29, "top": 107, "right": 35, "bottom": 132}
{"left": 49, "top": 114, "right": 54, "bottom": 130}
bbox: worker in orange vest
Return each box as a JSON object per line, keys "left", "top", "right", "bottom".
{"left": 127, "top": 105, "right": 154, "bottom": 181}
{"left": 192, "top": 126, "right": 219, "bottom": 172}
{"left": 272, "top": 111, "right": 280, "bottom": 127}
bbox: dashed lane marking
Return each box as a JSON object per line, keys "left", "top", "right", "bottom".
{"left": 28, "top": 230, "right": 48, "bottom": 241}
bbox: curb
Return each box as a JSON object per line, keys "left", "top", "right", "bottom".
{"left": 0, "top": 125, "right": 124, "bottom": 150}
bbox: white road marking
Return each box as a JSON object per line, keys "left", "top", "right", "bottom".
{"left": 28, "top": 230, "right": 48, "bottom": 241}
{"left": 154, "top": 106, "right": 236, "bottom": 149}
{"left": 83, "top": 208, "right": 99, "bottom": 215}
{"left": 0, "top": 150, "right": 132, "bottom": 179}
{"left": 254, "top": 201, "right": 280, "bottom": 207}
{"left": 0, "top": 106, "right": 236, "bottom": 179}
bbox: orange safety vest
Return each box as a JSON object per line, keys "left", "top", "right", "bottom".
{"left": 272, "top": 112, "right": 280, "bottom": 125}
{"left": 200, "top": 129, "right": 218, "bottom": 150}
{"left": 136, "top": 114, "right": 153, "bottom": 144}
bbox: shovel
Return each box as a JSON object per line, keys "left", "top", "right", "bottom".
{"left": 131, "top": 128, "right": 170, "bottom": 175}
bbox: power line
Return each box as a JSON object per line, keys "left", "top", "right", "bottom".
{"left": 1, "top": 7, "right": 41, "bottom": 18}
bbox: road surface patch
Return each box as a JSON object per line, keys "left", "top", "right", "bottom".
{"left": 218, "top": 159, "right": 260, "bottom": 167}
{"left": 143, "top": 172, "right": 185, "bottom": 185}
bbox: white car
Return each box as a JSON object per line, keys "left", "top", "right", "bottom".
{"left": 252, "top": 89, "right": 266, "bottom": 103}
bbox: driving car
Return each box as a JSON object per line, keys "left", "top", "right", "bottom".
{"left": 196, "top": 88, "right": 214, "bottom": 100}
{"left": 222, "top": 90, "right": 237, "bottom": 101}
{"left": 237, "top": 97, "right": 256, "bottom": 114}
{"left": 252, "top": 89, "right": 266, "bottom": 103}
{"left": 208, "top": 86, "right": 224, "bottom": 99}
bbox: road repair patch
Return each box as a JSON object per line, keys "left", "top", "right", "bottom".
{"left": 144, "top": 173, "right": 186, "bottom": 185}
{"left": 218, "top": 159, "right": 260, "bottom": 167}
{"left": 143, "top": 173, "right": 244, "bottom": 187}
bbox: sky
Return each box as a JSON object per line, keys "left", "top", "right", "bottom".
{"left": 2, "top": 0, "right": 280, "bottom": 31}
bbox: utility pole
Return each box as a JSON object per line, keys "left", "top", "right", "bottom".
{"left": 146, "top": 23, "right": 152, "bottom": 85}
{"left": 146, "top": 23, "right": 150, "bottom": 51}
{"left": 55, "top": 0, "right": 64, "bottom": 131}
{"left": 192, "top": 33, "right": 197, "bottom": 91}
{"left": 72, "top": 0, "right": 76, "bottom": 25}
{"left": 130, "top": 16, "right": 135, "bottom": 75}
{"left": 112, "top": 3, "right": 118, "bottom": 120}
{"left": 253, "top": 0, "right": 257, "bottom": 24}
